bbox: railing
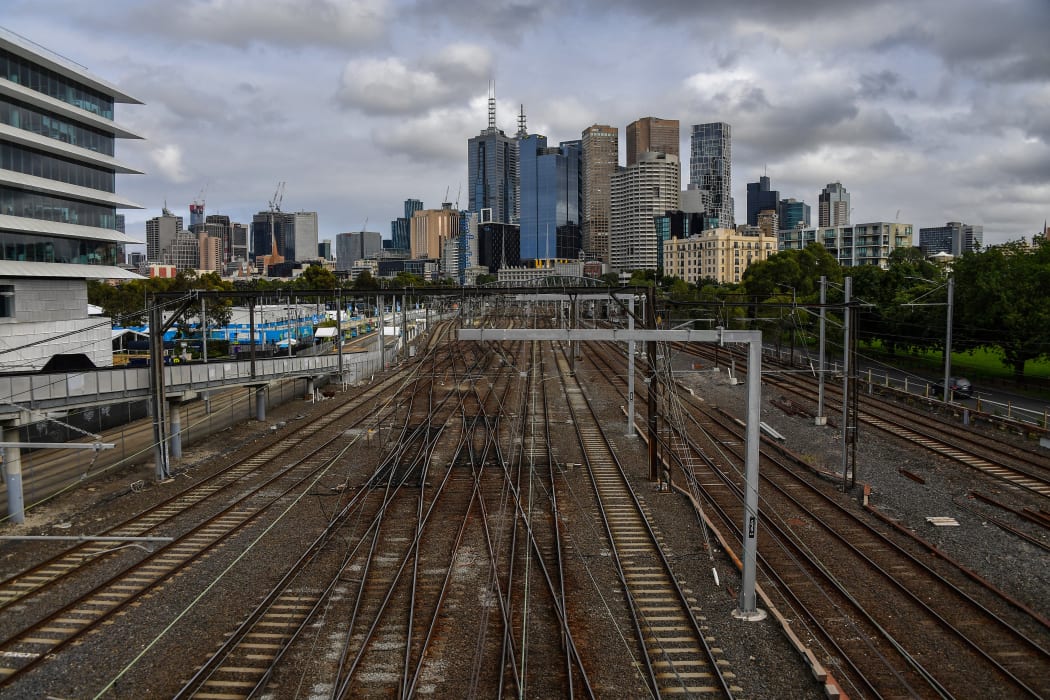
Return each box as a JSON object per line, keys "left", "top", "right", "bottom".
{"left": 762, "top": 346, "right": 1050, "bottom": 432}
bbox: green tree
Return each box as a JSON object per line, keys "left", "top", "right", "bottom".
{"left": 295, "top": 263, "right": 340, "bottom": 292}
{"left": 353, "top": 270, "right": 379, "bottom": 291}
{"left": 952, "top": 238, "right": 1050, "bottom": 378}
{"left": 394, "top": 271, "right": 425, "bottom": 287}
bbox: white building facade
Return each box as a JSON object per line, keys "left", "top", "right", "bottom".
{"left": 0, "top": 29, "right": 143, "bottom": 371}
{"left": 609, "top": 152, "right": 680, "bottom": 273}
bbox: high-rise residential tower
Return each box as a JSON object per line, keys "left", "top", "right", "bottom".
{"left": 818, "top": 182, "right": 850, "bottom": 227}
{"left": 610, "top": 152, "right": 680, "bottom": 272}
{"left": 518, "top": 134, "right": 582, "bottom": 262}
{"left": 626, "top": 117, "right": 679, "bottom": 166}
{"left": 581, "top": 124, "right": 618, "bottom": 263}
{"left": 467, "top": 88, "right": 518, "bottom": 224}
{"left": 746, "top": 175, "right": 780, "bottom": 227}
{"left": 689, "top": 122, "right": 734, "bottom": 228}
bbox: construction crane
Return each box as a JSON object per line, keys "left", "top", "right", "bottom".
{"left": 262, "top": 182, "right": 286, "bottom": 274}
{"left": 269, "top": 181, "right": 285, "bottom": 213}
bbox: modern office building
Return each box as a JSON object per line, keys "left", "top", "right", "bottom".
{"left": 609, "top": 151, "right": 680, "bottom": 272}
{"left": 146, "top": 208, "right": 183, "bottom": 263}
{"left": 919, "top": 221, "right": 983, "bottom": 256}
{"left": 0, "top": 29, "right": 143, "bottom": 370}
{"left": 663, "top": 228, "right": 777, "bottom": 285}
{"left": 625, "top": 117, "right": 679, "bottom": 166}
{"left": 198, "top": 231, "right": 222, "bottom": 272}
{"left": 476, "top": 222, "right": 521, "bottom": 273}
{"left": 230, "top": 222, "right": 248, "bottom": 262}
{"left": 335, "top": 230, "right": 382, "bottom": 272}
{"left": 746, "top": 175, "right": 780, "bottom": 227}
{"left": 290, "top": 211, "right": 318, "bottom": 261}
{"left": 410, "top": 204, "right": 459, "bottom": 260}
{"left": 581, "top": 124, "right": 618, "bottom": 263}
{"left": 391, "top": 198, "right": 421, "bottom": 253}
{"left": 689, "top": 122, "right": 733, "bottom": 228}
{"left": 467, "top": 92, "right": 517, "bottom": 224}
{"left": 189, "top": 201, "right": 205, "bottom": 232}
{"left": 518, "top": 134, "right": 582, "bottom": 262}
{"left": 818, "top": 182, "right": 850, "bottom": 227}
{"left": 250, "top": 211, "right": 293, "bottom": 260}
{"left": 779, "top": 221, "right": 913, "bottom": 268}
{"left": 205, "top": 213, "right": 231, "bottom": 261}
{"left": 318, "top": 240, "right": 332, "bottom": 260}
{"left": 170, "top": 229, "right": 199, "bottom": 271}
{"left": 779, "top": 198, "right": 811, "bottom": 231}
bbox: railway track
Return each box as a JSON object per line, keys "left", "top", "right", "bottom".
{"left": 675, "top": 341, "right": 1050, "bottom": 498}
{"left": 590, "top": 338, "right": 1050, "bottom": 698}
{"left": 0, "top": 359, "right": 426, "bottom": 618}
{"left": 562, "top": 344, "right": 738, "bottom": 698}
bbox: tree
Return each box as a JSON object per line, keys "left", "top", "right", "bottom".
{"left": 952, "top": 238, "right": 1050, "bottom": 378}
{"left": 394, "top": 271, "right": 425, "bottom": 287}
{"left": 352, "top": 270, "right": 379, "bottom": 291}
{"left": 295, "top": 264, "right": 339, "bottom": 292}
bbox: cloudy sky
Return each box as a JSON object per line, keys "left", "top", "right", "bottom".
{"left": 3, "top": 0, "right": 1048, "bottom": 248}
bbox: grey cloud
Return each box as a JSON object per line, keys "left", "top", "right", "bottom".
{"left": 334, "top": 45, "right": 492, "bottom": 115}
{"left": 859, "top": 70, "right": 916, "bottom": 100}
{"left": 408, "top": 0, "right": 555, "bottom": 37}
{"left": 104, "top": 0, "right": 390, "bottom": 50}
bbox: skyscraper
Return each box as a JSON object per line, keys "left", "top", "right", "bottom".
{"left": 689, "top": 123, "right": 733, "bottom": 228}
{"left": 391, "top": 198, "right": 422, "bottom": 253}
{"left": 818, "top": 182, "right": 850, "bottom": 227}
{"left": 518, "top": 134, "right": 582, "bottom": 262}
{"left": 336, "top": 231, "right": 382, "bottom": 272}
{"left": 779, "top": 198, "right": 811, "bottom": 231}
{"left": 610, "top": 152, "right": 680, "bottom": 272}
{"left": 146, "top": 208, "right": 183, "bottom": 263}
{"left": 290, "top": 211, "right": 319, "bottom": 261}
{"left": 626, "top": 117, "right": 679, "bottom": 166}
{"left": 746, "top": 175, "right": 780, "bottom": 227}
{"left": 467, "top": 89, "right": 518, "bottom": 224}
{"left": 581, "top": 124, "right": 618, "bottom": 263}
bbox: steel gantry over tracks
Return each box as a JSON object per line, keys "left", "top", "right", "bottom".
{"left": 458, "top": 325, "right": 767, "bottom": 621}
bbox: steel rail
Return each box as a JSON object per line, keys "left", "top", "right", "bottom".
{"left": 565, "top": 345, "right": 735, "bottom": 699}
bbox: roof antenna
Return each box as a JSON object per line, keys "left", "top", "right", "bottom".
{"left": 488, "top": 80, "right": 496, "bottom": 131}
{"left": 517, "top": 104, "right": 527, "bottom": 138}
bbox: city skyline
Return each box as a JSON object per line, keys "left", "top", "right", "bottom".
{"left": 1, "top": 0, "right": 1045, "bottom": 249}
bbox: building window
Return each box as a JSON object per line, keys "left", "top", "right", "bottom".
{"left": 0, "top": 285, "right": 13, "bottom": 317}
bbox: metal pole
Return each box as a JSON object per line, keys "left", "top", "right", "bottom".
{"left": 734, "top": 337, "right": 766, "bottom": 621}
{"left": 148, "top": 296, "right": 169, "bottom": 481}
{"left": 378, "top": 294, "right": 385, "bottom": 368}
{"left": 249, "top": 298, "right": 257, "bottom": 379}
{"left": 402, "top": 293, "right": 408, "bottom": 361}
{"left": 841, "top": 277, "right": 851, "bottom": 490}
{"left": 646, "top": 286, "right": 658, "bottom": 483}
{"left": 201, "top": 296, "right": 208, "bottom": 363}
{"left": 816, "top": 276, "right": 827, "bottom": 425}
{"left": 336, "top": 290, "right": 344, "bottom": 380}
{"left": 1, "top": 421, "right": 24, "bottom": 524}
{"left": 288, "top": 295, "right": 294, "bottom": 357}
{"left": 627, "top": 295, "right": 636, "bottom": 437}
{"left": 943, "top": 276, "right": 954, "bottom": 403}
